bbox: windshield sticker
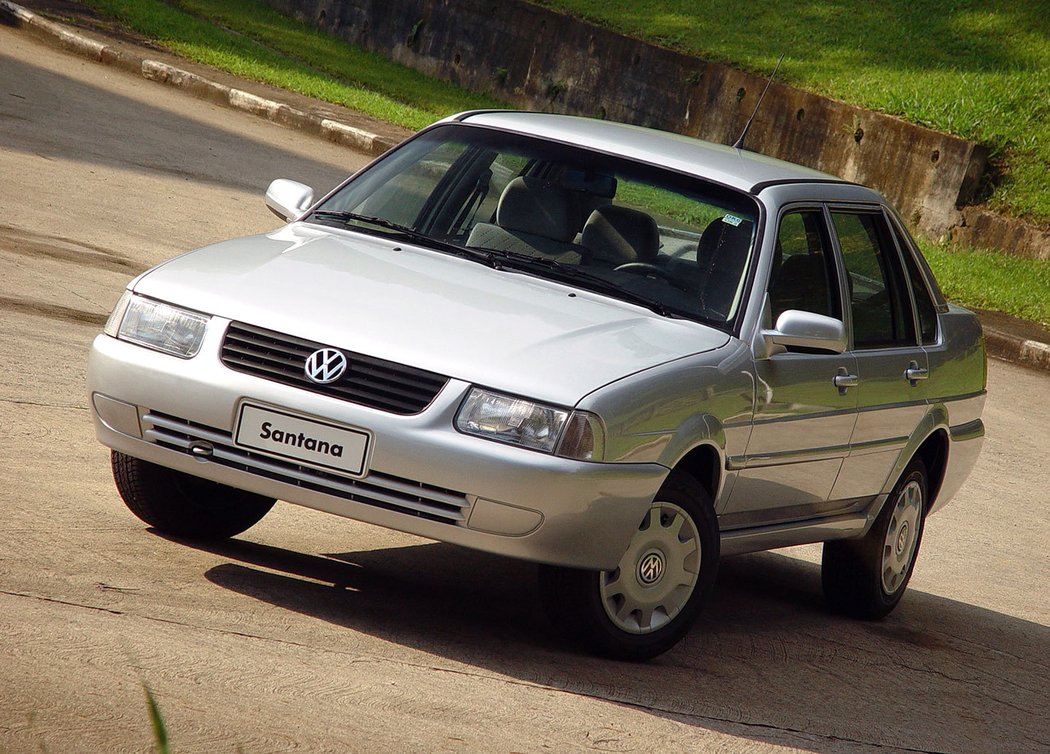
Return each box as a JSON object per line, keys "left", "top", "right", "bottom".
{"left": 722, "top": 214, "right": 743, "bottom": 227}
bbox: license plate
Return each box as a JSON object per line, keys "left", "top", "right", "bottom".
{"left": 235, "top": 404, "right": 369, "bottom": 476}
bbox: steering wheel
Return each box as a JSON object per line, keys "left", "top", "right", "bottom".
{"left": 614, "top": 262, "right": 676, "bottom": 281}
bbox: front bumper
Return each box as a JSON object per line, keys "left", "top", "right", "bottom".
{"left": 87, "top": 325, "right": 667, "bottom": 570}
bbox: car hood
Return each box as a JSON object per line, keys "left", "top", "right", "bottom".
{"left": 133, "top": 225, "right": 730, "bottom": 405}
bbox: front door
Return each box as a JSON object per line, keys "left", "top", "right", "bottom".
{"left": 723, "top": 208, "right": 857, "bottom": 528}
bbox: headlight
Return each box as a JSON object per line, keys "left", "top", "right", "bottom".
{"left": 455, "top": 388, "right": 605, "bottom": 460}
{"left": 111, "top": 294, "right": 210, "bottom": 358}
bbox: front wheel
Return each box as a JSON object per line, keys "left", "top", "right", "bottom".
{"left": 822, "top": 457, "right": 928, "bottom": 619}
{"left": 539, "top": 472, "right": 719, "bottom": 661}
{"left": 112, "top": 451, "right": 276, "bottom": 540}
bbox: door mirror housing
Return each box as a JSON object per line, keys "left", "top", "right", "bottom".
{"left": 265, "top": 179, "right": 315, "bottom": 221}
{"left": 763, "top": 310, "right": 847, "bottom": 354}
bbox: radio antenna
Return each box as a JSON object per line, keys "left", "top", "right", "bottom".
{"left": 732, "top": 53, "right": 785, "bottom": 151}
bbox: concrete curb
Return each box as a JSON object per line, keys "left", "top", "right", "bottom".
{"left": 984, "top": 330, "right": 1050, "bottom": 372}
{"left": 3, "top": 0, "right": 1050, "bottom": 373}
{"left": 0, "top": 0, "right": 399, "bottom": 157}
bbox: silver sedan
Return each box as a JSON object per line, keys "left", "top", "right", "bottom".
{"left": 88, "top": 111, "right": 985, "bottom": 660}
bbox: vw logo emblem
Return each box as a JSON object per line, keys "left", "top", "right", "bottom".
{"left": 896, "top": 522, "right": 910, "bottom": 555}
{"left": 637, "top": 551, "right": 665, "bottom": 585}
{"left": 304, "top": 348, "right": 347, "bottom": 384}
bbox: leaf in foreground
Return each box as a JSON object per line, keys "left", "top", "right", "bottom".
{"left": 144, "top": 683, "right": 170, "bottom": 754}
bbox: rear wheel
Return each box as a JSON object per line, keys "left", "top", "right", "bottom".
{"left": 112, "top": 451, "right": 275, "bottom": 539}
{"left": 822, "top": 457, "right": 928, "bottom": 619}
{"left": 539, "top": 472, "right": 718, "bottom": 661}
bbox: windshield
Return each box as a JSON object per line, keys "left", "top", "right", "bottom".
{"left": 309, "top": 123, "right": 759, "bottom": 328}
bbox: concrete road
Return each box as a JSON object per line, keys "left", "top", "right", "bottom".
{"left": 1, "top": 25, "right": 1048, "bottom": 754}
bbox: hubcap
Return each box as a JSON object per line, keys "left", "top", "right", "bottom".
{"left": 881, "top": 480, "right": 923, "bottom": 595}
{"left": 600, "top": 502, "right": 700, "bottom": 635}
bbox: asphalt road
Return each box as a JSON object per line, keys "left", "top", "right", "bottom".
{"left": 1, "top": 25, "right": 1048, "bottom": 754}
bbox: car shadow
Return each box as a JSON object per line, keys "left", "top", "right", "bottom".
{"left": 165, "top": 533, "right": 1049, "bottom": 753}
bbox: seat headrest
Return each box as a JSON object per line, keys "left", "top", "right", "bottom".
{"left": 581, "top": 205, "right": 660, "bottom": 263}
{"left": 776, "top": 252, "right": 826, "bottom": 279}
{"left": 496, "top": 176, "right": 578, "bottom": 242}
{"left": 771, "top": 253, "right": 831, "bottom": 315}
{"left": 697, "top": 217, "right": 753, "bottom": 269}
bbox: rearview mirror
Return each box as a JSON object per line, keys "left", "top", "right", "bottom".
{"left": 762, "top": 310, "right": 847, "bottom": 354}
{"left": 265, "top": 179, "right": 315, "bottom": 221}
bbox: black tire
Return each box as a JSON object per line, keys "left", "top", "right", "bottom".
{"left": 822, "top": 457, "right": 928, "bottom": 619}
{"left": 111, "top": 451, "right": 276, "bottom": 540}
{"left": 539, "top": 472, "right": 719, "bottom": 661}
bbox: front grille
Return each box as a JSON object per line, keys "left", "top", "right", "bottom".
{"left": 220, "top": 322, "right": 448, "bottom": 415}
{"left": 143, "top": 412, "right": 471, "bottom": 525}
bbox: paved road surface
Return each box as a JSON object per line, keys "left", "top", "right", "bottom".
{"left": 1, "top": 26, "right": 1048, "bottom": 753}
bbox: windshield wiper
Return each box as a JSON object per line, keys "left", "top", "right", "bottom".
{"left": 310, "top": 210, "right": 437, "bottom": 244}
{"left": 308, "top": 210, "right": 501, "bottom": 268}
{"left": 310, "top": 213, "right": 678, "bottom": 318}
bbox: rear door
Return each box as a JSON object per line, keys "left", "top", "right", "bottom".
{"left": 826, "top": 207, "right": 929, "bottom": 501}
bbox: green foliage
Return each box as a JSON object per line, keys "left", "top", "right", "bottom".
{"left": 542, "top": 77, "right": 567, "bottom": 100}
{"left": 74, "top": 0, "right": 1050, "bottom": 326}
{"left": 918, "top": 240, "right": 1050, "bottom": 326}
{"left": 615, "top": 181, "right": 726, "bottom": 228}
{"left": 80, "top": 0, "right": 501, "bottom": 130}
{"left": 143, "top": 684, "right": 170, "bottom": 754}
{"left": 536, "top": 0, "right": 1050, "bottom": 225}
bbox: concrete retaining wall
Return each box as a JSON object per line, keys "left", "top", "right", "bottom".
{"left": 270, "top": 0, "right": 989, "bottom": 240}
{"left": 952, "top": 208, "right": 1050, "bottom": 261}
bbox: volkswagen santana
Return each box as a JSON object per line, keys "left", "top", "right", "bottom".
{"left": 88, "top": 111, "right": 985, "bottom": 660}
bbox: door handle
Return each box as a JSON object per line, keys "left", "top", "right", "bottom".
{"left": 834, "top": 371, "right": 859, "bottom": 391}
{"left": 905, "top": 362, "right": 929, "bottom": 383}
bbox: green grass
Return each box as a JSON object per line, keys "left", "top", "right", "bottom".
{"left": 68, "top": 0, "right": 1050, "bottom": 327}
{"left": 536, "top": 0, "right": 1050, "bottom": 227}
{"left": 143, "top": 684, "right": 170, "bottom": 754}
{"left": 80, "top": 0, "right": 501, "bottom": 130}
{"left": 919, "top": 241, "right": 1050, "bottom": 326}
{"left": 81, "top": 0, "right": 1048, "bottom": 226}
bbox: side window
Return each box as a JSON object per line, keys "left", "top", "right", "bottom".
{"left": 769, "top": 210, "right": 839, "bottom": 321}
{"left": 891, "top": 222, "right": 939, "bottom": 345}
{"left": 831, "top": 211, "right": 916, "bottom": 349}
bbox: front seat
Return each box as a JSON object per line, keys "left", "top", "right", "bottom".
{"left": 580, "top": 205, "right": 660, "bottom": 266}
{"left": 696, "top": 217, "right": 753, "bottom": 320}
{"left": 466, "top": 176, "right": 583, "bottom": 262}
{"left": 769, "top": 253, "right": 833, "bottom": 320}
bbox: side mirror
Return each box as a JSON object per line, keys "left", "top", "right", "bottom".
{"left": 762, "top": 310, "right": 847, "bottom": 354}
{"left": 265, "top": 179, "right": 315, "bottom": 221}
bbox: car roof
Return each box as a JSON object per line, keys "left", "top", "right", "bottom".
{"left": 452, "top": 110, "right": 856, "bottom": 196}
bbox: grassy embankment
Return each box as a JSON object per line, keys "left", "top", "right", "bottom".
{"left": 539, "top": 0, "right": 1050, "bottom": 229}
{"left": 77, "top": 0, "right": 1050, "bottom": 325}
{"left": 919, "top": 241, "right": 1050, "bottom": 324}
{"left": 80, "top": 0, "right": 500, "bottom": 129}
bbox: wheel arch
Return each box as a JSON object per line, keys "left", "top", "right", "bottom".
{"left": 870, "top": 406, "right": 951, "bottom": 525}
{"left": 914, "top": 428, "right": 949, "bottom": 512}
{"left": 880, "top": 406, "right": 951, "bottom": 518}
{"left": 666, "top": 441, "right": 723, "bottom": 505}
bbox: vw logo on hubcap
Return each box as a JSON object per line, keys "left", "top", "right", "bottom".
{"left": 637, "top": 551, "right": 666, "bottom": 585}
{"left": 896, "top": 523, "right": 910, "bottom": 555}
{"left": 304, "top": 348, "right": 348, "bottom": 384}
